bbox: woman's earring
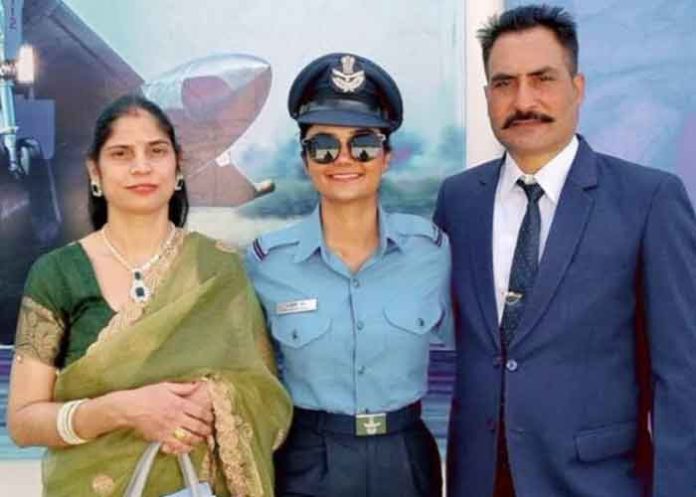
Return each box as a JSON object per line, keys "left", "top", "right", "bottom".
{"left": 175, "top": 173, "right": 185, "bottom": 191}
{"left": 90, "top": 180, "right": 103, "bottom": 197}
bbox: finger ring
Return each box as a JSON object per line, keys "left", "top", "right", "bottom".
{"left": 172, "top": 427, "right": 188, "bottom": 442}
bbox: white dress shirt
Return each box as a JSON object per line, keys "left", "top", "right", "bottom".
{"left": 492, "top": 136, "right": 579, "bottom": 322}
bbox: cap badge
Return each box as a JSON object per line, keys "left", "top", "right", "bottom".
{"left": 330, "top": 55, "right": 366, "bottom": 93}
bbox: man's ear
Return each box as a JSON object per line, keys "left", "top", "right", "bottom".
{"left": 572, "top": 72, "right": 586, "bottom": 104}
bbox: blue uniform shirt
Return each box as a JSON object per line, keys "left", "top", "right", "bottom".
{"left": 245, "top": 205, "right": 452, "bottom": 415}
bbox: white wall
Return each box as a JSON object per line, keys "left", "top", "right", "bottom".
{"left": 466, "top": 0, "right": 504, "bottom": 167}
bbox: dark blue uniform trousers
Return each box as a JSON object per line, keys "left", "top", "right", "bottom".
{"left": 275, "top": 406, "right": 442, "bottom": 497}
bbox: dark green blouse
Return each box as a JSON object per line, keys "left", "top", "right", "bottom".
{"left": 15, "top": 243, "right": 114, "bottom": 368}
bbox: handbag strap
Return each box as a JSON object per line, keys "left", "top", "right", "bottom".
{"left": 124, "top": 442, "right": 203, "bottom": 497}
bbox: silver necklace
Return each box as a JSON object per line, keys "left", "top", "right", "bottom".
{"left": 101, "top": 223, "right": 177, "bottom": 303}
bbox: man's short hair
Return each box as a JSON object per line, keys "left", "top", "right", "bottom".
{"left": 478, "top": 4, "right": 579, "bottom": 76}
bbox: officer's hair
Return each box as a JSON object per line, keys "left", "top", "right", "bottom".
{"left": 478, "top": 4, "right": 579, "bottom": 77}
{"left": 298, "top": 125, "right": 392, "bottom": 156}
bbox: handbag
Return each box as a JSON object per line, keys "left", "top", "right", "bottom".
{"left": 124, "top": 442, "right": 215, "bottom": 497}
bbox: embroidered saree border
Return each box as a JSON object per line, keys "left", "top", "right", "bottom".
{"left": 14, "top": 296, "right": 65, "bottom": 365}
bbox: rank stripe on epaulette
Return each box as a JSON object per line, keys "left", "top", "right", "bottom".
{"left": 252, "top": 239, "right": 267, "bottom": 260}
{"left": 434, "top": 226, "right": 443, "bottom": 247}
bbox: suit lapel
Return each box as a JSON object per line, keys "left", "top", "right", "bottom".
{"left": 511, "top": 137, "right": 599, "bottom": 347}
{"left": 468, "top": 158, "right": 504, "bottom": 347}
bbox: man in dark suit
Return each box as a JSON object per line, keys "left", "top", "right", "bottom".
{"left": 434, "top": 5, "right": 696, "bottom": 497}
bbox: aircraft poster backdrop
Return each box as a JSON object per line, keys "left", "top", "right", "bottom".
{"left": 5, "top": 0, "right": 693, "bottom": 461}
{"left": 0, "top": 0, "right": 465, "bottom": 457}
{"left": 0, "top": 0, "right": 467, "bottom": 344}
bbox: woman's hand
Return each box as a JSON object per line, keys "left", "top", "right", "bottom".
{"left": 121, "top": 381, "right": 214, "bottom": 454}
{"left": 161, "top": 381, "right": 214, "bottom": 454}
{"left": 8, "top": 353, "right": 214, "bottom": 452}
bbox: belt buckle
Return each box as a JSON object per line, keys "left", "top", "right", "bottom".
{"left": 355, "top": 413, "right": 387, "bottom": 436}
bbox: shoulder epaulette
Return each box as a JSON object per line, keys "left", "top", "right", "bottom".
{"left": 251, "top": 238, "right": 267, "bottom": 261}
{"left": 433, "top": 225, "right": 444, "bottom": 247}
{"left": 251, "top": 224, "right": 302, "bottom": 261}
{"left": 390, "top": 213, "right": 442, "bottom": 246}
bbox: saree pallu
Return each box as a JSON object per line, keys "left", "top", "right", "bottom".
{"left": 43, "top": 234, "right": 292, "bottom": 497}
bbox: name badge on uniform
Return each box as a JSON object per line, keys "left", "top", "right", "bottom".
{"left": 276, "top": 299, "right": 318, "bottom": 315}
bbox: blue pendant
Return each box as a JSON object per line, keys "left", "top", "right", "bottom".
{"left": 130, "top": 273, "right": 151, "bottom": 303}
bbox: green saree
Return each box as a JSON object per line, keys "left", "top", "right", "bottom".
{"left": 36, "top": 233, "right": 291, "bottom": 497}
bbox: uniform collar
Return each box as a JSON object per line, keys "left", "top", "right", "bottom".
{"left": 293, "top": 204, "right": 402, "bottom": 263}
{"left": 500, "top": 135, "right": 578, "bottom": 205}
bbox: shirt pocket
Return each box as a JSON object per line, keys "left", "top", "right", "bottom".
{"left": 270, "top": 312, "right": 331, "bottom": 349}
{"left": 383, "top": 299, "right": 444, "bottom": 336}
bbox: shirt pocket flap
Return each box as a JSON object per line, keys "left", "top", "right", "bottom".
{"left": 574, "top": 421, "right": 636, "bottom": 462}
{"left": 270, "top": 312, "right": 331, "bottom": 349}
{"left": 383, "top": 301, "right": 444, "bottom": 335}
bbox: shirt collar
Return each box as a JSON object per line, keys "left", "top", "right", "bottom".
{"left": 500, "top": 135, "right": 579, "bottom": 205}
{"left": 293, "top": 204, "right": 402, "bottom": 263}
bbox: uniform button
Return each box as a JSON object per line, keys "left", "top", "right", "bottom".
{"left": 358, "top": 366, "right": 366, "bottom": 375}
{"left": 416, "top": 318, "right": 425, "bottom": 327}
{"left": 356, "top": 321, "right": 364, "bottom": 330}
{"left": 352, "top": 278, "right": 361, "bottom": 288}
{"left": 291, "top": 330, "right": 299, "bottom": 341}
{"left": 506, "top": 359, "right": 518, "bottom": 372}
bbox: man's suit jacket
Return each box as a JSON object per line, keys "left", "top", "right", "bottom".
{"left": 434, "top": 137, "right": 696, "bottom": 497}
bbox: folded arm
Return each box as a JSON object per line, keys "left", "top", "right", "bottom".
{"left": 7, "top": 354, "right": 213, "bottom": 454}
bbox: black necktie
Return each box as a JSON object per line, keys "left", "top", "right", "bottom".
{"left": 500, "top": 179, "right": 545, "bottom": 346}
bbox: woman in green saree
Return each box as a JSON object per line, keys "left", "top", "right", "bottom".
{"left": 6, "top": 95, "right": 291, "bottom": 497}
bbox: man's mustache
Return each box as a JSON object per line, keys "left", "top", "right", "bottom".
{"left": 503, "top": 111, "right": 554, "bottom": 129}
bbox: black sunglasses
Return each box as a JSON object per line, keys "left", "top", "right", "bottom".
{"left": 301, "top": 131, "right": 386, "bottom": 164}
